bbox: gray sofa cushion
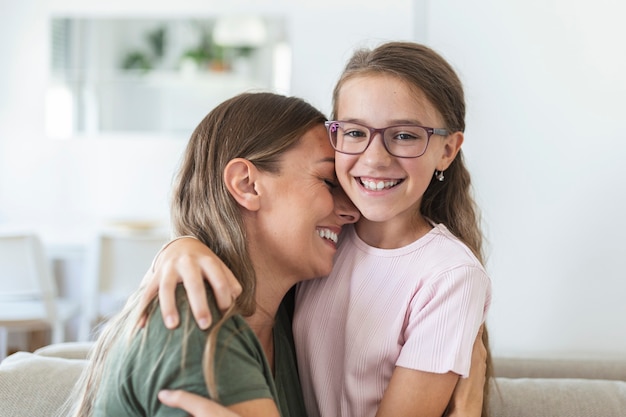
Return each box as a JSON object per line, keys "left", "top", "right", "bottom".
{"left": 2, "top": 347, "right": 626, "bottom": 417}
{"left": 0, "top": 352, "right": 86, "bottom": 417}
{"left": 490, "top": 377, "right": 626, "bottom": 417}
{"left": 493, "top": 357, "right": 626, "bottom": 381}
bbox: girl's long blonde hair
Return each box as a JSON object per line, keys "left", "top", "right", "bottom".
{"left": 65, "top": 92, "right": 326, "bottom": 416}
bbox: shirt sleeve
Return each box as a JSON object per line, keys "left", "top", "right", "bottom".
{"left": 127, "top": 293, "right": 274, "bottom": 415}
{"left": 396, "top": 264, "right": 491, "bottom": 377}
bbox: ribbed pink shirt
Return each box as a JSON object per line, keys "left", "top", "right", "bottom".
{"left": 293, "top": 223, "right": 491, "bottom": 417}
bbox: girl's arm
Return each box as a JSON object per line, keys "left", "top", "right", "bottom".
{"left": 376, "top": 326, "right": 486, "bottom": 417}
{"left": 377, "top": 368, "right": 458, "bottom": 417}
{"left": 445, "top": 326, "right": 486, "bottom": 417}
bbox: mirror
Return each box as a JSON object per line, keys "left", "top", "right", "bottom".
{"left": 47, "top": 16, "right": 290, "bottom": 138}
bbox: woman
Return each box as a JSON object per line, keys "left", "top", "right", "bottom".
{"left": 67, "top": 92, "right": 359, "bottom": 417}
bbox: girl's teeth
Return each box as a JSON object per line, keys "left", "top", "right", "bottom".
{"left": 361, "top": 179, "right": 398, "bottom": 191}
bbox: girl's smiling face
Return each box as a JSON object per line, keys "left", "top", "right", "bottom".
{"left": 334, "top": 74, "right": 463, "bottom": 247}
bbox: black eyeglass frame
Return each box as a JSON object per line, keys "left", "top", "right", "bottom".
{"left": 325, "top": 120, "right": 450, "bottom": 158}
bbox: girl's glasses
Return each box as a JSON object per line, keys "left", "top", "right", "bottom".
{"left": 325, "top": 120, "right": 449, "bottom": 158}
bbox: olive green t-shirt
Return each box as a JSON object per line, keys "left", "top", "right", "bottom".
{"left": 94, "top": 287, "right": 306, "bottom": 416}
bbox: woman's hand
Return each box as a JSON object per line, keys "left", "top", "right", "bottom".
{"left": 159, "top": 390, "right": 280, "bottom": 417}
{"left": 138, "top": 237, "right": 242, "bottom": 329}
{"left": 159, "top": 390, "right": 241, "bottom": 417}
{"left": 445, "top": 325, "right": 487, "bottom": 417}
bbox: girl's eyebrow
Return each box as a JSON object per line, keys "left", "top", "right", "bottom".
{"left": 340, "top": 117, "right": 426, "bottom": 126}
{"left": 390, "top": 119, "right": 425, "bottom": 126}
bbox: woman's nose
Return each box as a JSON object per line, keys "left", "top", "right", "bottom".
{"left": 332, "top": 187, "right": 360, "bottom": 224}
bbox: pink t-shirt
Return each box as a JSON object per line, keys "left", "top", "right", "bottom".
{"left": 293, "top": 223, "right": 491, "bottom": 417}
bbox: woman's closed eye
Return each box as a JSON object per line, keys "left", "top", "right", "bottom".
{"left": 324, "top": 178, "right": 339, "bottom": 189}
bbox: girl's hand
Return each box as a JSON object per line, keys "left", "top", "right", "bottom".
{"left": 138, "top": 237, "right": 242, "bottom": 329}
{"left": 445, "top": 325, "right": 487, "bottom": 417}
{"left": 158, "top": 390, "right": 241, "bottom": 417}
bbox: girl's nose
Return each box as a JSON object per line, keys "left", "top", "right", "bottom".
{"left": 362, "top": 133, "right": 392, "bottom": 167}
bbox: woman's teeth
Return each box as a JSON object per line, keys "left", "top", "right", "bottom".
{"left": 318, "top": 228, "right": 338, "bottom": 244}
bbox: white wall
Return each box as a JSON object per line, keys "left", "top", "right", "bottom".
{"left": 1, "top": 0, "right": 625, "bottom": 358}
{"left": 0, "top": 0, "right": 414, "bottom": 228}
{"left": 427, "top": 0, "right": 626, "bottom": 357}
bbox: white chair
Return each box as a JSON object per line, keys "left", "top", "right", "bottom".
{"left": 0, "top": 233, "right": 80, "bottom": 362}
{"left": 78, "top": 232, "right": 169, "bottom": 341}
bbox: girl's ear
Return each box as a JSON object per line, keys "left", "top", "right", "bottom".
{"left": 224, "top": 158, "right": 261, "bottom": 211}
{"left": 437, "top": 131, "right": 464, "bottom": 171}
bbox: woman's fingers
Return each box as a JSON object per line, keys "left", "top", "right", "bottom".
{"left": 158, "top": 390, "right": 240, "bottom": 417}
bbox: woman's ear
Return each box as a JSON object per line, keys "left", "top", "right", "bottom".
{"left": 224, "top": 158, "right": 261, "bottom": 211}
{"left": 437, "top": 131, "right": 464, "bottom": 171}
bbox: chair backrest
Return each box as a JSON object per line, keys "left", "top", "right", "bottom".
{"left": 96, "top": 233, "right": 168, "bottom": 296}
{"left": 82, "top": 232, "right": 169, "bottom": 318}
{"left": 0, "top": 234, "right": 56, "bottom": 301}
{"left": 78, "top": 231, "right": 168, "bottom": 340}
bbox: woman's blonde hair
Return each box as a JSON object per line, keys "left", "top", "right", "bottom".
{"left": 66, "top": 92, "right": 326, "bottom": 416}
{"left": 332, "top": 41, "right": 493, "bottom": 416}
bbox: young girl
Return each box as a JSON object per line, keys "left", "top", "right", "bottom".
{"left": 294, "top": 41, "right": 491, "bottom": 417}
{"left": 145, "top": 41, "right": 492, "bottom": 417}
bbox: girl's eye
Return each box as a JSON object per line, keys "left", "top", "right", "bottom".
{"left": 395, "top": 132, "right": 418, "bottom": 141}
{"left": 345, "top": 129, "right": 367, "bottom": 138}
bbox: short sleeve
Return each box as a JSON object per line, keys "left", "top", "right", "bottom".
{"left": 212, "top": 317, "right": 276, "bottom": 405}
{"left": 396, "top": 265, "right": 491, "bottom": 377}
{"left": 104, "top": 288, "right": 275, "bottom": 416}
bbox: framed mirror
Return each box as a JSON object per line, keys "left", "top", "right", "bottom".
{"left": 46, "top": 16, "right": 290, "bottom": 138}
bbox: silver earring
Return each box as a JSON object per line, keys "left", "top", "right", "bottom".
{"left": 435, "top": 170, "right": 445, "bottom": 181}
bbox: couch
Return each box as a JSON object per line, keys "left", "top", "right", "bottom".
{"left": 1, "top": 342, "right": 625, "bottom": 417}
